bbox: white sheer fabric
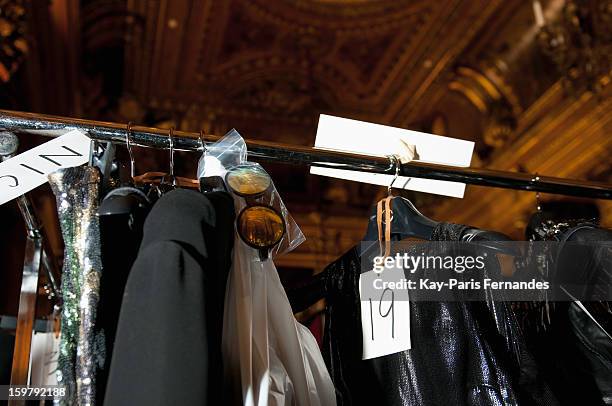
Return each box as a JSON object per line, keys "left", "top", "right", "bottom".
{"left": 222, "top": 236, "right": 337, "bottom": 406}
{"left": 200, "top": 129, "right": 336, "bottom": 405}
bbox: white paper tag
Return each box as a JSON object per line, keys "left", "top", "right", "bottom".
{"left": 359, "top": 266, "right": 411, "bottom": 360}
{"left": 0, "top": 130, "right": 91, "bottom": 206}
{"left": 311, "top": 114, "right": 474, "bottom": 198}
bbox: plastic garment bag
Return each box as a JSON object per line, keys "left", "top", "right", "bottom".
{"left": 197, "top": 130, "right": 304, "bottom": 259}
{"left": 199, "top": 130, "right": 336, "bottom": 406}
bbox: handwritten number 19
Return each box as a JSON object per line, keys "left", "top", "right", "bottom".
{"left": 368, "top": 287, "right": 395, "bottom": 340}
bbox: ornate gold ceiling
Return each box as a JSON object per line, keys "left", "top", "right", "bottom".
{"left": 5, "top": 0, "right": 612, "bottom": 272}
{"left": 116, "top": 0, "right": 512, "bottom": 125}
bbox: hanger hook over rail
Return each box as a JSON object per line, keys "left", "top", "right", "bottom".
{"left": 386, "top": 154, "right": 401, "bottom": 196}
{"left": 199, "top": 129, "right": 206, "bottom": 153}
{"left": 168, "top": 127, "right": 175, "bottom": 176}
{"left": 167, "top": 127, "right": 177, "bottom": 187}
{"left": 532, "top": 173, "right": 542, "bottom": 212}
{"left": 125, "top": 122, "right": 135, "bottom": 179}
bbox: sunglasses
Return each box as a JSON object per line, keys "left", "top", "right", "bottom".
{"left": 225, "top": 165, "right": 286, "bottom": 252}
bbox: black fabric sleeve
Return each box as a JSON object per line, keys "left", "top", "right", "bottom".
{"left": 104, "top": 241, "right": 209, "bottom": 406}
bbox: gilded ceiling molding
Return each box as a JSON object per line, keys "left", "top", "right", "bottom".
{"left": 179, "top": 101, "right": 315, "bottom": 134}
{"left": 212, "top": 2, "right": 430, "bottom": 108}
{"left": 482, "top": 65, "right": 522, "bottom": 116}
{"left": 535, "top": 0, "right": 612, "bottom": 94}
{"left": 81, "top": 0, "right": 139, "bottom": 49}
{"left": 383, "top": 0, "right": 504, "bottom": 125}
{"left": 212, "top": 48, "right": 351, "bottom": 90}
{"left": 210, "top": 60, "right": 339, "bottom": 113}
{"left": 449, "top": 65, "right": 518, "bottom": 150}
{"left": 123, "top": 0, "right": 161, "bottom": 101}
{"left": 246, "top": 0, "right": 430, "bottom": 33}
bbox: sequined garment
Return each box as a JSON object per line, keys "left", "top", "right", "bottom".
{"left": 49, "top": 166, "right": 103, "bottom": 406}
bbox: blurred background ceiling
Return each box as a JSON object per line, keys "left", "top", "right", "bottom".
{"left": 0, "top": 0, "right": 611, "bottom": 309}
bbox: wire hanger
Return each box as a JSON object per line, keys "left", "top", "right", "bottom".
{"left": 136, "top": 126, "right": 200, "bottom": 191}
{"left": 362, "top": 155, "right": 518, "bottom": 262}
{"left": 126, "top": 122, "right": 136, "bottom": 181}
{"left": 99, "top": 122, "right": 151, "bottom": 216}
{"left": 199, "top": 129, "right": 206, "bottom": 153}
{"left": 165, "top": 126, "right": 177, "bottom": 188}
{"left": 363, "top": 154, "right": 437, "bottom": 242}
{"left": 387, "top": 154, "right": 400, "bottom": 197}
{"left": 153, "top": 127, "right": 179, "bottom": 193}
{"left": 533, "top": 173, "right": 542, "bottom": 212}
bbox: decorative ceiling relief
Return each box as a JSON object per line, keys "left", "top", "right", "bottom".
{"left": 115, "top": 0, "right": 451, "bottom": 128}
{"left": 226, "top": 74, "right": 331, "bottom": 116}
{"left": 218, "top": 6, "right": 279, "bottom": 63}
{"left": 448, "top": 65, "right": 518, "bottom": 159}
{"left": 247, "top": 0, "right": 429, "bottom": 31}
{"left": 207, "top": 0, "right": 435, "bottom": 114}
{"left": 11, "top": 0, "right": 606, "bottom": 258}
{"left": 535, "top": 0, "right": 612, "bottom": 94}
{"left": 337, "top": 33, "right": 397, "bottom": 82}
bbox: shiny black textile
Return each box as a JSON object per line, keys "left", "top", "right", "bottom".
{"left": 308, "top": 223, "right": 557, "bottom": 405}
{"left": 523, "top": 222, "right": 612, "bottom": 406}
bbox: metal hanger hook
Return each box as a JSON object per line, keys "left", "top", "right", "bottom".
{"left": 125, "top": 122, "right": 135, "bottom": 179}
{"left": 532, "top": 173, "right": 542, "bottom": 211}
{"left": 386, "top": 154, "right": 400, "bottom": 196}
{"left": 168, "top": 127, "right": 175, "bottom": 179}
{"left": 199, "top": 129, "right": 206, "bottom": 153}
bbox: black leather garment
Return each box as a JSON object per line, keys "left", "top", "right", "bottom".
{"left": 292, "top": 222, "right": 557, "bottom": 406}
{"left": 104, "top": 189, "right": 234, "bottom": 406}
{"left": 522, "top": 222, "right": 612, "bottom": 406}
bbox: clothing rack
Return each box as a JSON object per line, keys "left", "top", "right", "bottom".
{"left": 0, "top": 109, "right": 610, "bottom": 199}
{"left": 0, "top": 109, "right": 611, "bottom": 393}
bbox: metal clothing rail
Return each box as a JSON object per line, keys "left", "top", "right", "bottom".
{"left": 0, "top": 109, "right": 611, "bottom": 199}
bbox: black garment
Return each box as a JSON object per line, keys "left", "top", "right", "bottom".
{"left": 0, "top": 330, "right": 14, "bottom": 385}
{"left": 104, "top": 189, "right": 234, "bottom": 406}
{"left": 95, "top": 196, "right": 150, "bottom": 405}
{"left": 290, "top": 222, "right": 556, "bottom": 406}
{"left": 522, "top": 222, "right": 612, "bottom": 406}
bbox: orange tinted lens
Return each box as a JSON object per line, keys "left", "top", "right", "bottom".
{"left": 226, "top": 166, "right": 271, "bottom": 197}
{"left": 237, "top": 206, "right": 285, "bottom": 249}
